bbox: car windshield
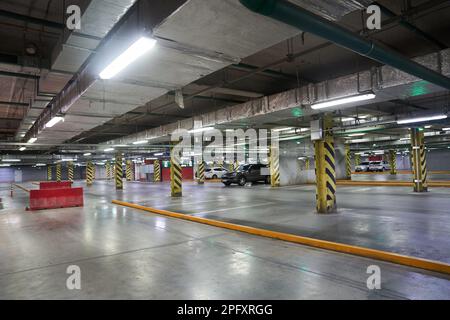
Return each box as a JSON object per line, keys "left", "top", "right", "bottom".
{"left": 361, "top": 162, "right": 370, "bottom": 165}
{"left": 371, "top": 162, "right": 381, "bottom": 165}
{"left": 237, "top": 164, "right": 250, "bottom": 171}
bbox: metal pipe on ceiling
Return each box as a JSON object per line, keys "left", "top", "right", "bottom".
{"left": 239, "top": 0, "right": 450, "bottom": 90}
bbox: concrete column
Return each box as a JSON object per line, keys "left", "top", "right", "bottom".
{"left": 411, "top": 128, "right": 428, "bottom": 192}
{"left": 314, "top": 115, "right": 337, "bottom": 214}
{"left": 126, "top": 160, "right": 132, "bottom": 181}
{"left": 115, "top": 154, "right": 123, "bottom": 190}
{"left": 389, "top": 150, "right": 397, "bottom": 175}
{"left": 47, "top": 165, "right": 52, "bottom": 181}
{"left": 197, "top": 160, "right": 205, "bottom": 184}
{"left": 345, "top": 144, "right": 352, "bottom": 180}
{"left": 269, "top": 144, "right": 280, "bottom": 187}
{"left": 68, "top": 162, "right": 74, "bottom": 182}
{"left": 154, "top": 160, "right": 161, "bottom": 182}
{"left": 170, "top": 144, "right": 182, "bottom": 197}
{"left": 56, "top": 163, "right": 62, "bottom": 182}
{"left": 354, "top": 153, "right": 361, "bottom": 167}
{"left": 86, "top": 161, "right": 94, "bottom": 187}
{"left": 106, "top": 161, "right": 111, "bottom": 180}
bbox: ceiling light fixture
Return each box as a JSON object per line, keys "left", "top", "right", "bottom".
{"left": 19, "top": 147, "right": 26, "bottom": 151}
{"left": 45, "top": 116, "right": 64, "bottom": 128}
{"left": 188, "top": 127, "right": 214, "bottom": 133}
{"left": 132, "top": 140, "right": 148, "bottom": 145}
{"left": 2, "top": 159, "right": 21, "bottom": 162}
{"left": 347, "top": 133, "right": 366, "bottom": 137}
{"left": 28, "top": 137, "right": 37, "bottom": 144}
{"left": 83, "top": 153, "right": 92, "bottom": 156}
{"left": 104, "top": 148, "right": 115, "bottom": 152}
{"left": 397, "top": 114, "right": 447, "bottom": 125}
{"left": 311, "top": 93, "right": 376, "bottom": 110}
{"left": 99, "top": 37, "right": 157, "bottom": 79}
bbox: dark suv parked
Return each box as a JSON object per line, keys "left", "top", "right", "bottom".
{"left": 222, "top": 164, "right": 270, "bottom": 186}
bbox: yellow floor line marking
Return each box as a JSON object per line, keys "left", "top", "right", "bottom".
{"left": 112, "top": 199, "right": 450, "bottom": 275}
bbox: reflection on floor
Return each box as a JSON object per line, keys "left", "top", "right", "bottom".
{"left": 0, "top": 180, "right": 449, "bottom": 299}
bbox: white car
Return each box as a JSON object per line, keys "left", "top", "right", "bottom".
{"left": 369, "top": 161, "right": 390, "bottom": 172}
{"left": 355, "top": 161, "right": 370, "bottom": 172}
{"left": 205, "top": 167, "right": 229, "bottom": 179}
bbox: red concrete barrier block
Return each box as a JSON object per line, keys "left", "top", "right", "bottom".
{"left": 39, "top": 181, "right": 72, "bottom": 189}
{"left": 29, "top": 187, "right": 83, "bottom": 211}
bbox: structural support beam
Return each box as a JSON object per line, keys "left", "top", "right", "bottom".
{"left": 170, "top": 144, "right": 182, "bottom": 197}
{"left": 86, "top": 161, "right": 94, "bottom": 187}
{"left": 314, "top": 115, "right": 337, "bottom": 214}
{"left": 154, "top": 160, "right": 161, "bottom": 182}
{"left": 47, "top": 165, "right": 52, "bottom": 181}
{"left": 106, "top": 161, "right": 111, "bottom": 180}
{"left": 68, "top": 162, "right": 74, "bottom": 182}
{"left": 354, "top": 153, "right": 361, "bottom": 167}
{"left": 345, "top": 144, "right": 352, "bottom": 180}
{"left": 411, "top": 128, "right": 428, "bottom": 192}
{"left": 270, "top": 143, "right": 280, "bottom": 187}
{"left": 126, "top": 160, "right": 133, "bottom": 181}
{"left": 389, "top": 150, "right": 397, "bottom": 175}
{"left": 115, "top": 154, "right": 123, "bottom": 190}
{"left": 197, "top": 160, "right": 205, "bottom": 185}
{"left": 56, "top": 163, "right": 62, "bottom": 182}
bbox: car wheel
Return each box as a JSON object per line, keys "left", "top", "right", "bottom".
{"left": 238, "top": 177, "right": 247, "bottom": 186}
{"left": 223, "top": 182, "right": 231, "bottom": 186}
{"left": 212, "top": 175, "right": 218, "bottom": 179}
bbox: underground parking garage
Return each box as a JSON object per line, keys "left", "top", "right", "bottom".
{"left": 0, "top": 0, "right": 450, "bottom": 306}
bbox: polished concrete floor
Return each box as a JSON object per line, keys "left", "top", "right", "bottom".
{"left": 0, "top": 181, "right": 449, "bottom": 299}
{"left": 352, "top": 172, "right": 450, "bottom": 182}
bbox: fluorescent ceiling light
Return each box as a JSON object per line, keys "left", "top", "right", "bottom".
{"left": 28, "top": 137, "right": 37, "bottom": 144}
{"left": 424, "top": 125, "right": 432, "bottom": 129}
{"left": 132, "top": 140, "right": 148, "bottom": 145}
{"left": 400, "top": 138, "right": 410, "bottom": 141}
{"left": 2, "top": 159, "right": 21, "bottom": 162}
{"left": 154, "top": 153, "right": 164, "bottom": 156}
{"left": 83, "top": 153, "right": 92, "bottom": 156}
{"left": 146, "top": 157, "right": 157, "bottom": 160}
{"left": 311, "top": 93, "right": 376, "bottom": 109}
{"left": 45, "top": 116, "right": 64, "bottom": 128}
{"left": 397, "top": 114, "right": 447, "bottom": 124}
{"left": 0, "top": 164, "right": 11, "bottom": 167}
{"left": 273, "top": 127, "right": 293, "bottom": 132}
{"left": 340, "top": 117, "right": 355, "bottom": 122}
{"left": 99, "top": 37, "right": 157, "bottom": 79}
{"left": 347, "top": 133, "right": 366, "bottom": 137}
{"left": 19, "top": 147, "right": 26, "bottom": 151}
{"left": 35, "top": 163, "right": 46, "bottom": 167}
{"left": 188, "top": 127, "right": 214, "bottom": 133}
{"left": 61, "top": 158, "right": 76, "bottom": 162}
{"left": 104, "top": 148, "right": 115, "bottom": 152}
{"left": 442, "top": 128, "right": 450, "bottom": 131}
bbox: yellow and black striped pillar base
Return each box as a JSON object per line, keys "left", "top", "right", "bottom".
{"left": 234, "top": 161, "right": 239, "bottom": 172}
{"left": 345, "top": 144, "right": 352, "bottom": 180}
{"left": 411, "top": 128, "right": 428, "bottom": 192}
{"left": 389, "top": 150, "right": 397, "bottom": 175}
{"left": 229, "top": 162, "right": 234, "bottom": 172}
{"left": 269, "top": 146, "right": 280, "bottom": 187}
{"left": 86, "top": 161, "right": 94, "bottom": 186}
{"left": 115, "top": 154, "right": 123, "bottom": 190}
{"left": 126, "top": 160, "right": 132, "bottom": 181}
{"left": 314, "top": 115, "right": 337, "bottom": 214}
{"left": 154, "top": 160, "right": 161, "bottom": 182}
{"left": 170, "top": 145, "right": 182, "bottom": 197}
{"left": 68, "top": 162, "right": 74, "bottom": 182}
{"left": 47, "top": 165, "right": 52, "bottom": 181}
{"left": 56, "top": 163, "right": 62, "bottom": 182}
{"left": 354, "top": 153, "right": 361, "bottom": 167}
{"left": 197, "top": 161, "right": 205, "bottom": 184}
{"left": 106, "top": 161, "right": 111, "bottom": 180}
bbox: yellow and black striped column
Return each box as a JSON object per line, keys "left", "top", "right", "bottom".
{"left": 345, "top": 144, "right": 352, "bottom": 180}
{"left": 126, "top": 160, "right": 133, "bottom": 181}
{"left": 354, "top": 153, "right": 361, "bottom": 167}
{"left": 269, "top": 145, "right": 280, "bottom": 187}
{"left": 170, "top": 144, "right": 182, "bottom": 197}
{"left": 234, "top": 160, "right": 239, "bottom": 171}
{"left": 86, "top": 161, "right": 94, "bottom": 186}
{"left": 68, "top": 162, "right": 74, "bottom": 182}
{"left": 115, "top": 154, "right": 123, "bottom": 190}
{"left": 56, "top": 163, "right": 62, "bottom": 182}
{"left": 314, "top": 115, "right": 337, "bottom": 213}
{"left": 197, "top": 160, "right": 205, "bottom": 184}
{"left": 411, "top": 128, "right": 428, "bottom": 192}
{"left": 305, "top": 158, "right": 310, "bottom": 170}
{"left": 106, "top": 161, "right": 111, "bottom": 180}
{"left": 154, "top": 160, "right": 161, "bottom": 182}
{"left": 389, "top": 150, "right": 397, "bottom": 175}
{"left": 47, "top": 165, "right": 52, "bottom": 181}
{"left": 229, "top": 162, "right": 234, "bottom": 172}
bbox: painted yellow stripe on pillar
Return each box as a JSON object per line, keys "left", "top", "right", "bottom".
{"left": 112, "top": 200, "right": 450, "bottom": 275}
